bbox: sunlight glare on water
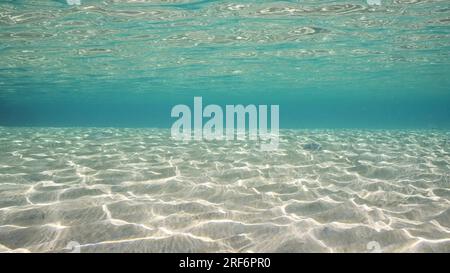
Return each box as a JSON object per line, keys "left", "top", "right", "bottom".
{"left": 0, "top": 0, "right": 449, "bottom": 253}
{"left": 0, "top": 0, "right": 449, "bottom": 127}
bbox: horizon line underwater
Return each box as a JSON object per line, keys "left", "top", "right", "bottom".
{"left": 0, "top": 0, "right": 449, "bottom": 253}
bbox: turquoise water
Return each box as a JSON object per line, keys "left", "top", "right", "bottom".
{"left": 0, "top": 0, "right": 450, "bottom": 128}
{"left": 1, "top": 1, "right": 450, "bottom": 253}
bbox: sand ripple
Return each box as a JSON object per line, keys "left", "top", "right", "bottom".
{"left": 0, "top": 127, "right": 449, "bottom": 252}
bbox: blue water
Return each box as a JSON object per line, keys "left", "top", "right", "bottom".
{"left": 1, "top": 1, "right": 450, "bottom": 253}
{"left": 1, "top": 0, "right": 449, "bottom": 128}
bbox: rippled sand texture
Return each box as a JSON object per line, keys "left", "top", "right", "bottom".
{"left": 0, "top": 127, "right": 449, "bottom": 252}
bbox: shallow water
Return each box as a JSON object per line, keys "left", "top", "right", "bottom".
{"left": 0, "top": 0, "right": 450, "bottom": 127}
{"left": 0, "top": 127, "right": 449, "bottom": 252}
{"left": 0, "top": 1, "right": 450, "bottom": 253}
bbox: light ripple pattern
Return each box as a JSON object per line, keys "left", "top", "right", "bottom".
{"left": 0, "top": 127, "right": 449, "bottom": 252}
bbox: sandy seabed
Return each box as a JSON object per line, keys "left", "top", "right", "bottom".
{"left": 0, "top": 127, "right": 449, "bottom": 252}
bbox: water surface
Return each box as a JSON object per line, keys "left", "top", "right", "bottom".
{"left": 0, "top": 0, "right": 450, "bottom": 253}
{"left": 0, "top": 0, "right": 449, "bottom": 127}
